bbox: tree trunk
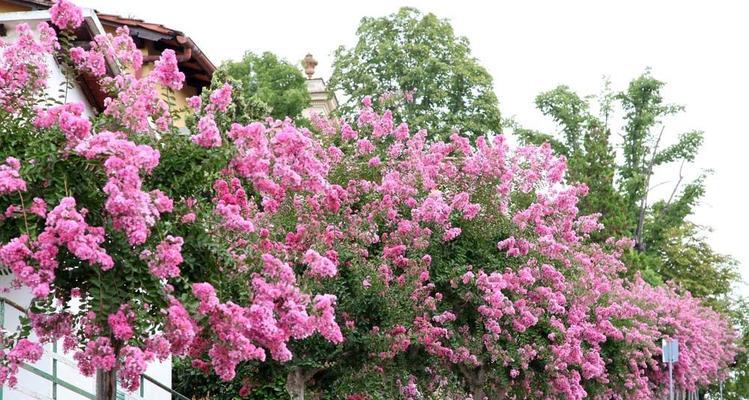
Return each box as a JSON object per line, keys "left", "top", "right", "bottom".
{"left": 458, "top": 364, "right": 489, "bottom": 400}
{"left": 470, "top": 385, "right": 487, "bottom": 400}
{"left": 634, "top": 126, "right": 664, "bottom": 252}
{"left": 96, "top": 369, "right": 117, "bottom": 400}
{"left": 286, "top": 367, "right": 307, "bottom": 400}
{"left": 285, "top": 366, "right": 323, "bottom": 400}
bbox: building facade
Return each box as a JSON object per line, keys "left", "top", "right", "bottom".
{"left": 301, "top": 54, "right": 338, "bottom": 120}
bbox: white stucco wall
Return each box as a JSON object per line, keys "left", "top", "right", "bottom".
{"left": 0, "top": 11, "right": 172, "bottom": 400}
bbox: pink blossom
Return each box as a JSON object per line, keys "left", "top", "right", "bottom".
{"left": 108, "top": 308, "right": 134, "bottom": 341}
{"left": 180, "top": 212, "right": 196, "bottom": 224}
{"left": 70, "top": 46, "right": 106, "bottom": 77}
{"left": 0, "top": 339, "right": 43, "bottom": 387}
{"left": 141, "top": 235, "right": 184, "bottom": 279}
{"left": 152, "top": 49, "right": 185, "bottom": 90}
{"left": 165, "top": 299, "right": 198, "bottom": 356}
{"left": 0, "top": 157, "right": 26, "bottom": 194}
{"left": 303, "top": 249, "right": 337, "bottom": 278}
{"left": 50, "top": 0, "right": 83, "bottom": 30}
{"left": 313, "top": 294, "right": 343, "bottom": 344}
{"left": 187, "top": 95, "right": 202, "bottom": 111}
{"left": 74, "top": 337, "right": 116, "bottom": 376}
{"left": 208, "top": 83, "right": 233, "bottom": 112}
{"left": 34, "top": 103, "right": 91, "bottom": 147}
{"left": 192, "top": 114, "right": 222, "bottom": 148}
{"left": 1, "top": 197, "right": 112, "bottom": 297}
{"left": 118, "top": 346, "right": 147, "bottom": 392}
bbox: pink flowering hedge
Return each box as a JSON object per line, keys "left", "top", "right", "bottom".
{"left": 0, "top": 1, "right": 739, "bottom": 399}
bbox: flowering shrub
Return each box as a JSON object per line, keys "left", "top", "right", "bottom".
{"left": 0, "top": 1, "right": 738, "bottom": 399}
{"left": 0, "top": 2, "right": 343, "bottom": 394}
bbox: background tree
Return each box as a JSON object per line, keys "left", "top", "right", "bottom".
{"left": 329, "top": 7, "right": 501, "bottom": 141}
{"left": 516, "top": 72, "right": 738, "bottom": 297}
{"left": 221, "top": 51, "right": 311, "bottom": 120}
{"left": 517, "top": 72, "right": 745, "bottom": 399}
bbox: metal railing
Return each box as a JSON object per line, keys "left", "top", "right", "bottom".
{"left": 0, "top": 296, "right": 190, "bottom": 400}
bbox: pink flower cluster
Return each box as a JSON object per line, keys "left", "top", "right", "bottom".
{"left": 0, "top": 23, "right": 56, "bottom": 111}
{"left": 304, "top": 249, "right": 338, "bottom": 278}
{"left": 152, "top": 49, "right": 185, "bottom": 91}
{"left": 74, "top": 336, "right": 116, "bottom": 376}
{"left": 192, "top": 114, "right": 222, "bottom": 148}
{"left": 186, "top": 253, "right": 344, "bottom": 380}
{"left": 69, "top": 46, "right": 106, "bottom": 77}
{"left": 68, "top": 26, "right": 178, "bottom": 133}
{"left": 43, "top": 197, "right": 113, "bottom": 270}
{"left": 33, "top": 102, "right": 91, "bottom": 148}
{"left": 0, "top": 197, "right": 112, "bottom": 297}
{"left": 108, "top": 308, "right": 134, "bottom": 341}
{"left": 50, "top": 0, "right": 84, "bottom": 30}
{"left": 0, "top": 339, "right": 43, "bottom": 387}
{"left": 75, "top": 131, "right": 168, "bottom": 245}
{"left": 103, "top": 74, "right": 171, "bottom": 133}
{"left": 208, "top": 83, "right": 232, "bottom": 112}
{"left": 140, "top": 235, "right": 184, "bottom": 279}
{"left": 0, "top": 157, "right": 26, "bottom": 194}
{"left": 213, "top": 178, "right": 256, "bottom": 232}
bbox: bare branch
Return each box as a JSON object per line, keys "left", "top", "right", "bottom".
{"left": 634, "top": 125, "right": 665, "bottom": 251}
{"left": 666, "top": 159, "right": 686, "bottom": 207}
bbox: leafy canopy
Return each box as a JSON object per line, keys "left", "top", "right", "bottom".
{"left": 330, "top": 7, "right": 501, "bottom": 141}
{"left": 222, "top": 51, "right": 311, "bottom": 120}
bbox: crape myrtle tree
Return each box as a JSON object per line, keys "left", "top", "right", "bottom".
{"left": 179, "top": 88, "right": 736, "bottom": 399}
{"left": 301, "top": 96, "right": 737, "bottom": 399}
{"left": 329, "top": 7, "right": 502, "bottom": 141}
{"left": 0, "top": 1, "right": 345, "bottom": 399}
{"left": 0, "top": 2, "right": 739, "bottom": 400}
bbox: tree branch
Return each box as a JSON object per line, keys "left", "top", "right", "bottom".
{"left": 634, "top": 125, "right": 664, "bottom": 251}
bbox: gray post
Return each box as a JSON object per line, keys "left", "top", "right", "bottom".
{"left": 668, "top": 360, "right": 674, "bottom": 400}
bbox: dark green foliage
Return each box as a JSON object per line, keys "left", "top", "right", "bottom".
{"left": 330, "top": 7, "right": 501, "bottom": 141}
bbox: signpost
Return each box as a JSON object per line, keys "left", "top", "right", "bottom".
{"left": 662, "top": 339, "right": 679, "bottom": 400}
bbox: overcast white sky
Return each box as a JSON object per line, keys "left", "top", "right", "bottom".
{"left": 74, "top": 0, "right": 749, "bottom": 289}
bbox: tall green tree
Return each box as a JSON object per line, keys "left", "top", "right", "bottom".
{"left": 330, "top": 7, "right": 501, "bottom": 140}
{"left": 222, "top": 51, "right": 311, "bottom": 120}
{"left": 516, "top": 72, "right": 737, "bottom": 299}
{"left": 517, "top": 73, "right": 745, "bottom": 399}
